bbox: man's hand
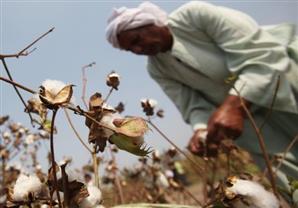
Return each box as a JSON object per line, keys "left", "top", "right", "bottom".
{"left": 207, "top": 95, "right": 250, "bottom": 143}
{"left": 188, "top": 129, "right": 218, "bottom": 157}
{"left": 188, "top": 129, "right": 207, "bottom": 155}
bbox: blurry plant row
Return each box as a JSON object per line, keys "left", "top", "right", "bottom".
{"left": 1, "top": 28, "right": 297, "bottom": 208}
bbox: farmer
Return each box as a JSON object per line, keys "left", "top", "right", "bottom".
{"left": 106, "top": 1, "right": 298, "bottom": 187}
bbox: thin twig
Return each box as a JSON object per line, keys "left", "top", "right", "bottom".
{"left": 63, "top": 108, "right": 92, "bottom": 154}
{"left": 274, "top": 134, "right": 298, "bottom": 175}
{"left": 147, "top": 119, "right": 205, "bottom": 175}
{"left": 49, "top": 109, "right": 62, "bottom": 208}
{"left": 0, "top": 27, "right": 54, "bottom": 59}
{"left": 260, "top": 76, "right": 280, "bottom": 130}
{"left": 233, "top": 87, "right": 279, "bottom": 198}
{"left": 0, "top": 76, "right": 36, "bottom": 94}
{"left": 81, "top": 62, "right": 96, "bottom": 109}
{"left": 1, "top": 59, "right": 35, "bottom": 125}
{"left": 104, "top": 88, "right": 113, "bottom": 103}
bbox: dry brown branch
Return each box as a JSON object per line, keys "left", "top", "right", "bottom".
{"left": 232, "top": 87, "right": 279, "bottom": 198}
{"left": 0, "top": 28, "right": 54, "bottom": 126}
{"left": 1, "top": 59, "right": 35, "bottom": 125}
{"left": 0, "top": 76, "right": 36, "bottom": 93}
{"left": 274, "top": 134, "right": 298, "bottom": 175}
{"left": 260, "top": 76, "right": 280, "bottom": 130}
{"left": 49, "top": 109, "right": 62, "bottom": 208}
{"left": 0, "top": 27, "right": 54, "bottom": 59}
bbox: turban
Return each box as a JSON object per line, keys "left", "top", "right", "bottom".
{"left": 106, "top": 2, "right": 168, "bottom": 48}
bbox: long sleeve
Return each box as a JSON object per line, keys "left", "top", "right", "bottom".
{"left": 170, "top": 1, "right": 297, "bottom": 113}
{"left": 147, "top": 59, "right": 214, "bottom": 130}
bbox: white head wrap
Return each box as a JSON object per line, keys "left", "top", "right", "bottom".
{"left": 106, "top": 2, "right": 168, "bottom": 48}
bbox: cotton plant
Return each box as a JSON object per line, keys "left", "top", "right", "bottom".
{"left": 223, "top": 176, "right": 279, "bottom": 208}
{"left": 85, "top": 71, "right": 151, "bottom": 156}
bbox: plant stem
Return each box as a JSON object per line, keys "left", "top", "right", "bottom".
{"left": 63, "top": 108, "right": 92, "bottom": 154}
{"left": 0, "top": 76, "right": 36, "bottom": 94}
{"left": 49, "top": 109, "right": 62, "bottom": 208}
{"left": 104, "top": 88, "right": 113, "bottom": 103}
{"left": 147, "top": 119, "right": 205, "bottom": 175}
{"left": 0, "top": 27, "right": 54, "bottom": 59}
{"left": 92, "top": 148, "right": 100, "bottom": 188}
{"left": 274, "top": 134, "right": 298, "bottom": 175}
{"left": 260, "top": 76, "right": 280, "bottom": 130}
{"left": 240, "top": 97, "right": 279, "bottom": 198}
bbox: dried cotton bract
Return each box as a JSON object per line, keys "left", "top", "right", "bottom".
{"left": 39, "top": 79, "right": 74, "bottom": 109}
{"left": 224, "top": 176, "right": 279, "bottom": 208}
{"left": 11, "top": 173, "right": 43, "bottom": 201}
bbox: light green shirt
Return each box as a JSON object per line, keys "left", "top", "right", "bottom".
{"left": 147, "top": 1, "right": 298, "bottom": 130}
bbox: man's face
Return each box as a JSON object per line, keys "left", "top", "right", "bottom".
{"left": 118, "top": 24, "right": 165, "bottom": 56}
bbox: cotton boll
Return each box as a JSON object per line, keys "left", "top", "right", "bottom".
{"left": 79, "top": 185, "right": 102, "bottom": 208}
{"left": 12, "top": 174, "right": 43, "bottom": 201}
{"left": 225, "top": 177, "right": 279, "bottom": 208}
{"left": 42, "top": 79, "right": 66, "bottom": 95}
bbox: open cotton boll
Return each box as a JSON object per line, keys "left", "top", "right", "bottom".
{"left": 225, "top": 178, "right": 279, "bottom": 208}
{"left": 79, "top": 185, "right": 102, "bottom": 208}
{"left": 12, "top": 174, "right": 43, "bottom": 201}
{"left": 42, "top": 79, "right": 67, "bottom": 95}
{"left": 40, "top": 80, "right": 74, "bottom": 107}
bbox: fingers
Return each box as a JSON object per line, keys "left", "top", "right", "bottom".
{"left": 187, "top": 134, "right": 202, "bottom": 154}
{"left": 187, "top": 131, "right": 219, "bottom": 157}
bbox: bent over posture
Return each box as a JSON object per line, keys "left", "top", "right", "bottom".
{"left": 106, "top": 1, "right": 298, "bottom": 188}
